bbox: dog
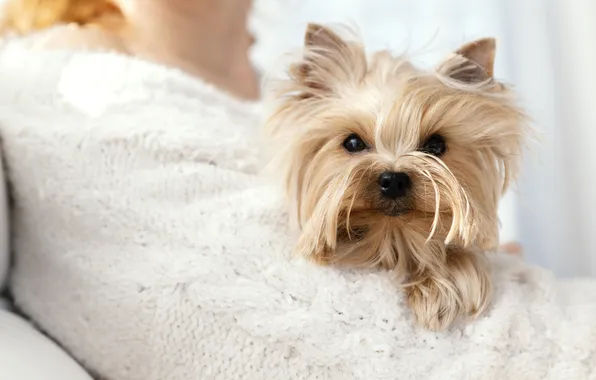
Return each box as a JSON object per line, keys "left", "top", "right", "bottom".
{"left": 264, "top": 23, "right": 528, "bottom": 330}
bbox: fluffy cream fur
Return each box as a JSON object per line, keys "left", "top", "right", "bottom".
{"left": 265, "top": 24, "right": 528, "bottom": 330}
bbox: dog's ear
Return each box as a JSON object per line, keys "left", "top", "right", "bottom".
{"left": 436, "top": 38, "right": 497, "bottom": 84}
{"left": 289, "top": 24, "right": 366, "bottom": 97}
{"left": 304, "top": 23, "right": 346, "bottom": 51}
{"left": 456, "top": 38, "right": 496, "bottom": 78}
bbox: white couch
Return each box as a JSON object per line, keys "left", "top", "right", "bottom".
{"left": 0, "top": 311, "right": 93, "bottom": 380}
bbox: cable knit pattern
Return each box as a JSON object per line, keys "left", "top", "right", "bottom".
{"left": 0, "top": 42, "right": 596, "bottom": 380}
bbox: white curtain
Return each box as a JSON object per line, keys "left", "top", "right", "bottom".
{"left": 251, "top": 0, "right": 596, "bottom": 276}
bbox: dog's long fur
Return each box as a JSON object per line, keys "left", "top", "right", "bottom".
{"left": 265, "top": 24, "right": 528, "bottom": 330}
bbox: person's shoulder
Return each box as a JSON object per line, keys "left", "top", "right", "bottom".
{"left": 1, "top": 24, "right": 127, "bottom": 53}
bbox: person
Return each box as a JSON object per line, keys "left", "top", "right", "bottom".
{"left": 0, "top": 1, "right": 260, "bottom": 379}
{"left": 0, "top": 1, "right": 523, "bottom": 379}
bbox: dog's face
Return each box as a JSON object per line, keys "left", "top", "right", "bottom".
{"left": 265, "top": 24, "right": 527, "bottom": 273}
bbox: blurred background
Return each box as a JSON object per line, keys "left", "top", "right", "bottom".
{"left": 251, "top": 0, "right": 596, "bottom": 276}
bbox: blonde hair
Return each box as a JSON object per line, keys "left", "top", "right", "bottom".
{"left": 1, "top": 0, "right": 121, "bottom": 35}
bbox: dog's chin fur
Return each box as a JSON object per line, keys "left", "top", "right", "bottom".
{"left": 264, "top": 24, "right": 528, "bottom": 331}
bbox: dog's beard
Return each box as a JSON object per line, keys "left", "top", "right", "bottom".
{"left": 294, "top": 151, "right": 484, "bottom": 268}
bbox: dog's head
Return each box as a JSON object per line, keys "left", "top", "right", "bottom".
{"left": 265, "top": 24, "right": 527, "bottom": 271}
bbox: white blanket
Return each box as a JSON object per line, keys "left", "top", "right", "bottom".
{"left": 0, "top": 42, "right": 595, "bottom": 380}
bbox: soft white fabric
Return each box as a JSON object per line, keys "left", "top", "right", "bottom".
{"left": 1, "top": 42, "right": 596, "bottom": 380}
{"left": 0, "top": 311, "right": 93, "bottom": 380}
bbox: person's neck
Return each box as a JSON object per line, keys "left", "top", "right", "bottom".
{"left": 114, "top": 0, "right": 259, "bottom": 100}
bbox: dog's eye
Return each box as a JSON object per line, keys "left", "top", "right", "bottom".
{"left": 342, "top": 134, "right": 367, "bottom": 153}
{"left": 420, "top": 134, "right": 447, "bottom": 156}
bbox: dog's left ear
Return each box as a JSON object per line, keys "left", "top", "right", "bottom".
{"left": 436, "top": 38, "right": 497, "bottom": 84}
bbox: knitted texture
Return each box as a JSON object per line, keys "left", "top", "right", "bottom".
{"left": 0, "top": 42, "right": 595, "bottom": 380}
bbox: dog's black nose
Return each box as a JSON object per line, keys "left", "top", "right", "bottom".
{"left": 379, "top": 172, "right": 411, "bottom": 199}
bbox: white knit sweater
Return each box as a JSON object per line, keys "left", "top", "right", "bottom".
{"left": 0, "top": 40, "right": 595, "bottom": 380}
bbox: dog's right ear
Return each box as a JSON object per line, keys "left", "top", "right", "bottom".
{"left": 289, "top": 24, "right": 366, "bottom": 97}
{"left": 304, "top": 23, "right": 346, "bottom": 51}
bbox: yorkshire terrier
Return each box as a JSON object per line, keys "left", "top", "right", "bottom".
{"left": 265, "top": 24, "right": 527, "bottom": 330}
